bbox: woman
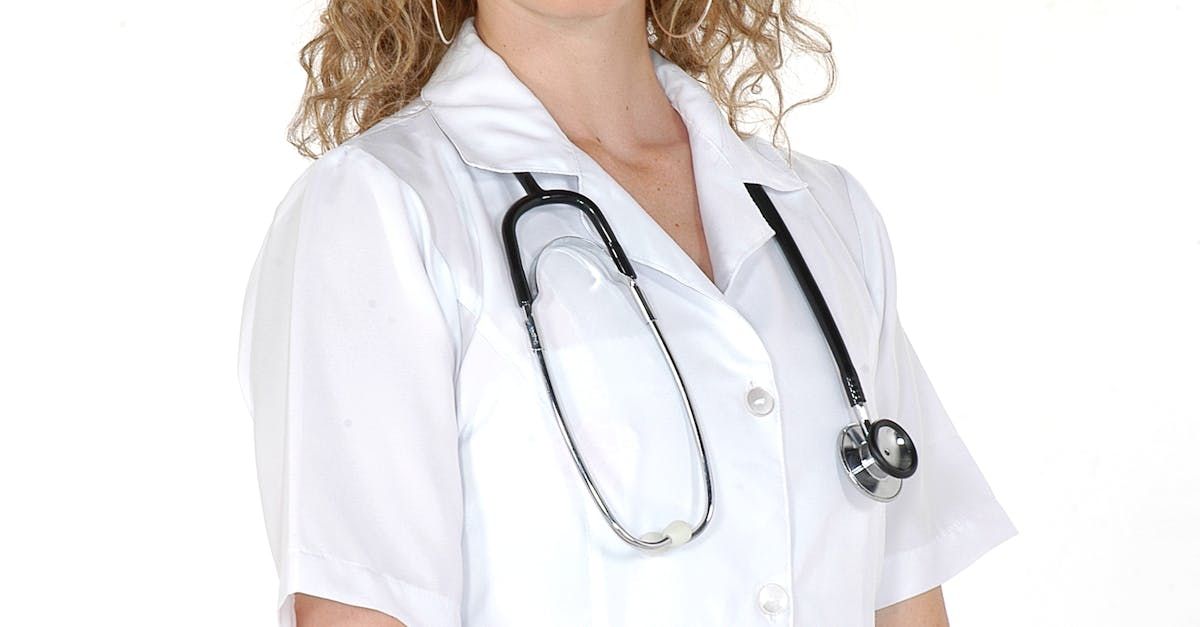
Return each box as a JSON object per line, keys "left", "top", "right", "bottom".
{"left": 237, "top": 0, "right": 1016, "bottom": 624}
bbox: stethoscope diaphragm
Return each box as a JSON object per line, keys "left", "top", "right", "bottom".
{"left": 838, "top": 407, "right": 919, "bottom": 501}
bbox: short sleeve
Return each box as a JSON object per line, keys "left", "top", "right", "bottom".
{"left": 237, "top": 146, "right": 464, "bottom": 626}
{"left": 835, "top": 165, "right": 1018, "bottom": 610}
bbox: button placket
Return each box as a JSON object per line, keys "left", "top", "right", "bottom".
{"left": 670, "top": 292, "right": 794, "bottom": 625}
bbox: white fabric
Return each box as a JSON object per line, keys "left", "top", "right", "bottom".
{"left": 238, "top": 16, "right": 1016, "bottom": 627}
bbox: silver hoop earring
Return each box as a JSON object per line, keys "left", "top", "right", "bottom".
{"left": 650, "top": 0, "right": 712, "bottom": 39}
{"left": 432, "top": 0, "right": 453, "bottom": 45}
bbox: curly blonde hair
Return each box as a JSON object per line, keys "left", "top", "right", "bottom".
{"left": 288, "top": 0, "right": 836, "bottom": 158}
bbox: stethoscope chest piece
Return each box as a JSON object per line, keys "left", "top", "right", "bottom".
{"left": 838, "top": 412, "right": 918, "bottom": 502}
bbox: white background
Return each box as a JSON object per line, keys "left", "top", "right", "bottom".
{"left": 1, "top": 1, "right": 1196, "bottom": 625}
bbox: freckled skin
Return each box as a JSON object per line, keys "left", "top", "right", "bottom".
{"left": 295, "top": 594, "right": 403, "bottom": 627}
{"left": 296, "top": 586, "right": 950, "bottom": 626}
{"left": 876, "top": 587, "right": 951, "bottom": 627}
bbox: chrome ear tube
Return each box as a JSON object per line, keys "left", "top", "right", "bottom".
{"left": 501, "top": 172, "right": 715, "bottom": 551}
{"left": 745, "top": 183, "right": 919, "bottom": 502}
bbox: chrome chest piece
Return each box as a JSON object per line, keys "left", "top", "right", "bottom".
{"left": 839, "top": 405, "right": 918, "bottom": 501}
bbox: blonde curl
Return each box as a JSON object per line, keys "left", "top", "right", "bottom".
{"left": 288, "top": 0, "right": 835, "bottom": 159}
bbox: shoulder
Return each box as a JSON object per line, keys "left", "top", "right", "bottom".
{"left": 286, "top": 102, "right": 481, "bottom": 336}
{"left": 743, "top": 135, "right": 882, "bottom": 237}
{"left": 321, "top": 102, "right": 477, "bottom": 251}
{"left": 332, "top": 100, "right": 464, "bottom": 187}
{"left": 751, "top": 136, "right": 886, "bottom": 240}
{"left": 276, "top": 99, "right": 458, "bottom": 215}
{"left": 262, "top": 99, "right": 470, "bottom": 280}
{"left": 744, "top": 135, "right": 894, "bottom": 308}
{"left": 258, "top": 105, "right": 475, "bottom": 358}
{"left": 747, "top": 137, "right": 855, "bottom": 203}
{"left": 280, "top": 100, "right": 469, "bottom": 240}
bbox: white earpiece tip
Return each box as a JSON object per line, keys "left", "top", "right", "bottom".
{"left": 663, "top": 520, "right": 694, "bottom": 546}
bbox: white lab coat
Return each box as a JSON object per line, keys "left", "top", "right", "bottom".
{"left": 238, "top": 16, "right": 1016, "bottom": 627}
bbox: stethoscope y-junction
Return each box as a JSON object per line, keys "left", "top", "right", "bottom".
{"left": 501, "top": 172, "right": 918, "bottom": 552}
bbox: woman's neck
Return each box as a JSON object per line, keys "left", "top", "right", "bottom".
{"left": 474, "top": 2, "right": 688, "bottom": 160}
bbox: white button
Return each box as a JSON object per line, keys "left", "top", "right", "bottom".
{"left": 757, "top": 583, "right": 790, "bottom": 615}
{"left": 746, "top": 386, "right": 775, "bottom": 416}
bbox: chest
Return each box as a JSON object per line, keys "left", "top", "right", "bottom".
{"left": 580, "top": 142, "right": 715, "bottom": 283}
{"left": 444, "top": 167, "right": 888, "bottom": 626}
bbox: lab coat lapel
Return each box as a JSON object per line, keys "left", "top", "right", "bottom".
{"left": 574, "top": 158, "right": 727, "bottom": 302}
{"left": 420, "top": 18, "right": 579, "bottom": 178}
{"left": 690, "top": 140, "right": 783, "bottom": 294}
{"left": 570, "top": 128, "right": 797, "bottom": 304}
{"left": 419, "top": 16, "right": 810, "bottom": 302}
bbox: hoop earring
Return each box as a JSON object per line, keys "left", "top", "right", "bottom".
{"left": 432, "top": 0, "right": 453, "bottom": 45}
{"left": 650, "top": 0, "right": 712, "bottom": 39}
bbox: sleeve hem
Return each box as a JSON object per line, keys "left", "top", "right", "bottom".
{"left": 277, "top": 548, "right": 461, "bottom": 627}
{"left": 873, "top": 500, "right": 1018, "bottom": 611}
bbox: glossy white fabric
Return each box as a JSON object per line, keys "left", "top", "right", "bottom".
{"left": 238, "top": 16, "right": 1016, "bottom": 627}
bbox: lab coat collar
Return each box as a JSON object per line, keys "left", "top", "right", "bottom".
{"left": 419, "top": 16, "right": 810, "bottom": 296}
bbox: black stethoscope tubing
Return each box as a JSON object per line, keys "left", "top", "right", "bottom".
{"left": 744, "top": 182, "right": 917, "bottom": 483}
{"left": 504, "top": 173, "right": 872, "bottom": 412}
{"left": 744, "top": 182, "right": 867, "bottom": 408}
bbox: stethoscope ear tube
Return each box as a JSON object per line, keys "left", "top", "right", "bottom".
{"left": 501, "top": 172, "right": 716, "bottom": 552}
{"left": 503, "top": 172, "right": 638, "bottom": 306}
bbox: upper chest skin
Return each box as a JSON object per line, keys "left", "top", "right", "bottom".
{"left": 573, "top": 135, "right": 716, "bottom": 286}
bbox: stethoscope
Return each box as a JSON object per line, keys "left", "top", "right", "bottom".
{"left": 501, "top": 171, "right": 918, "bottom": 552}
